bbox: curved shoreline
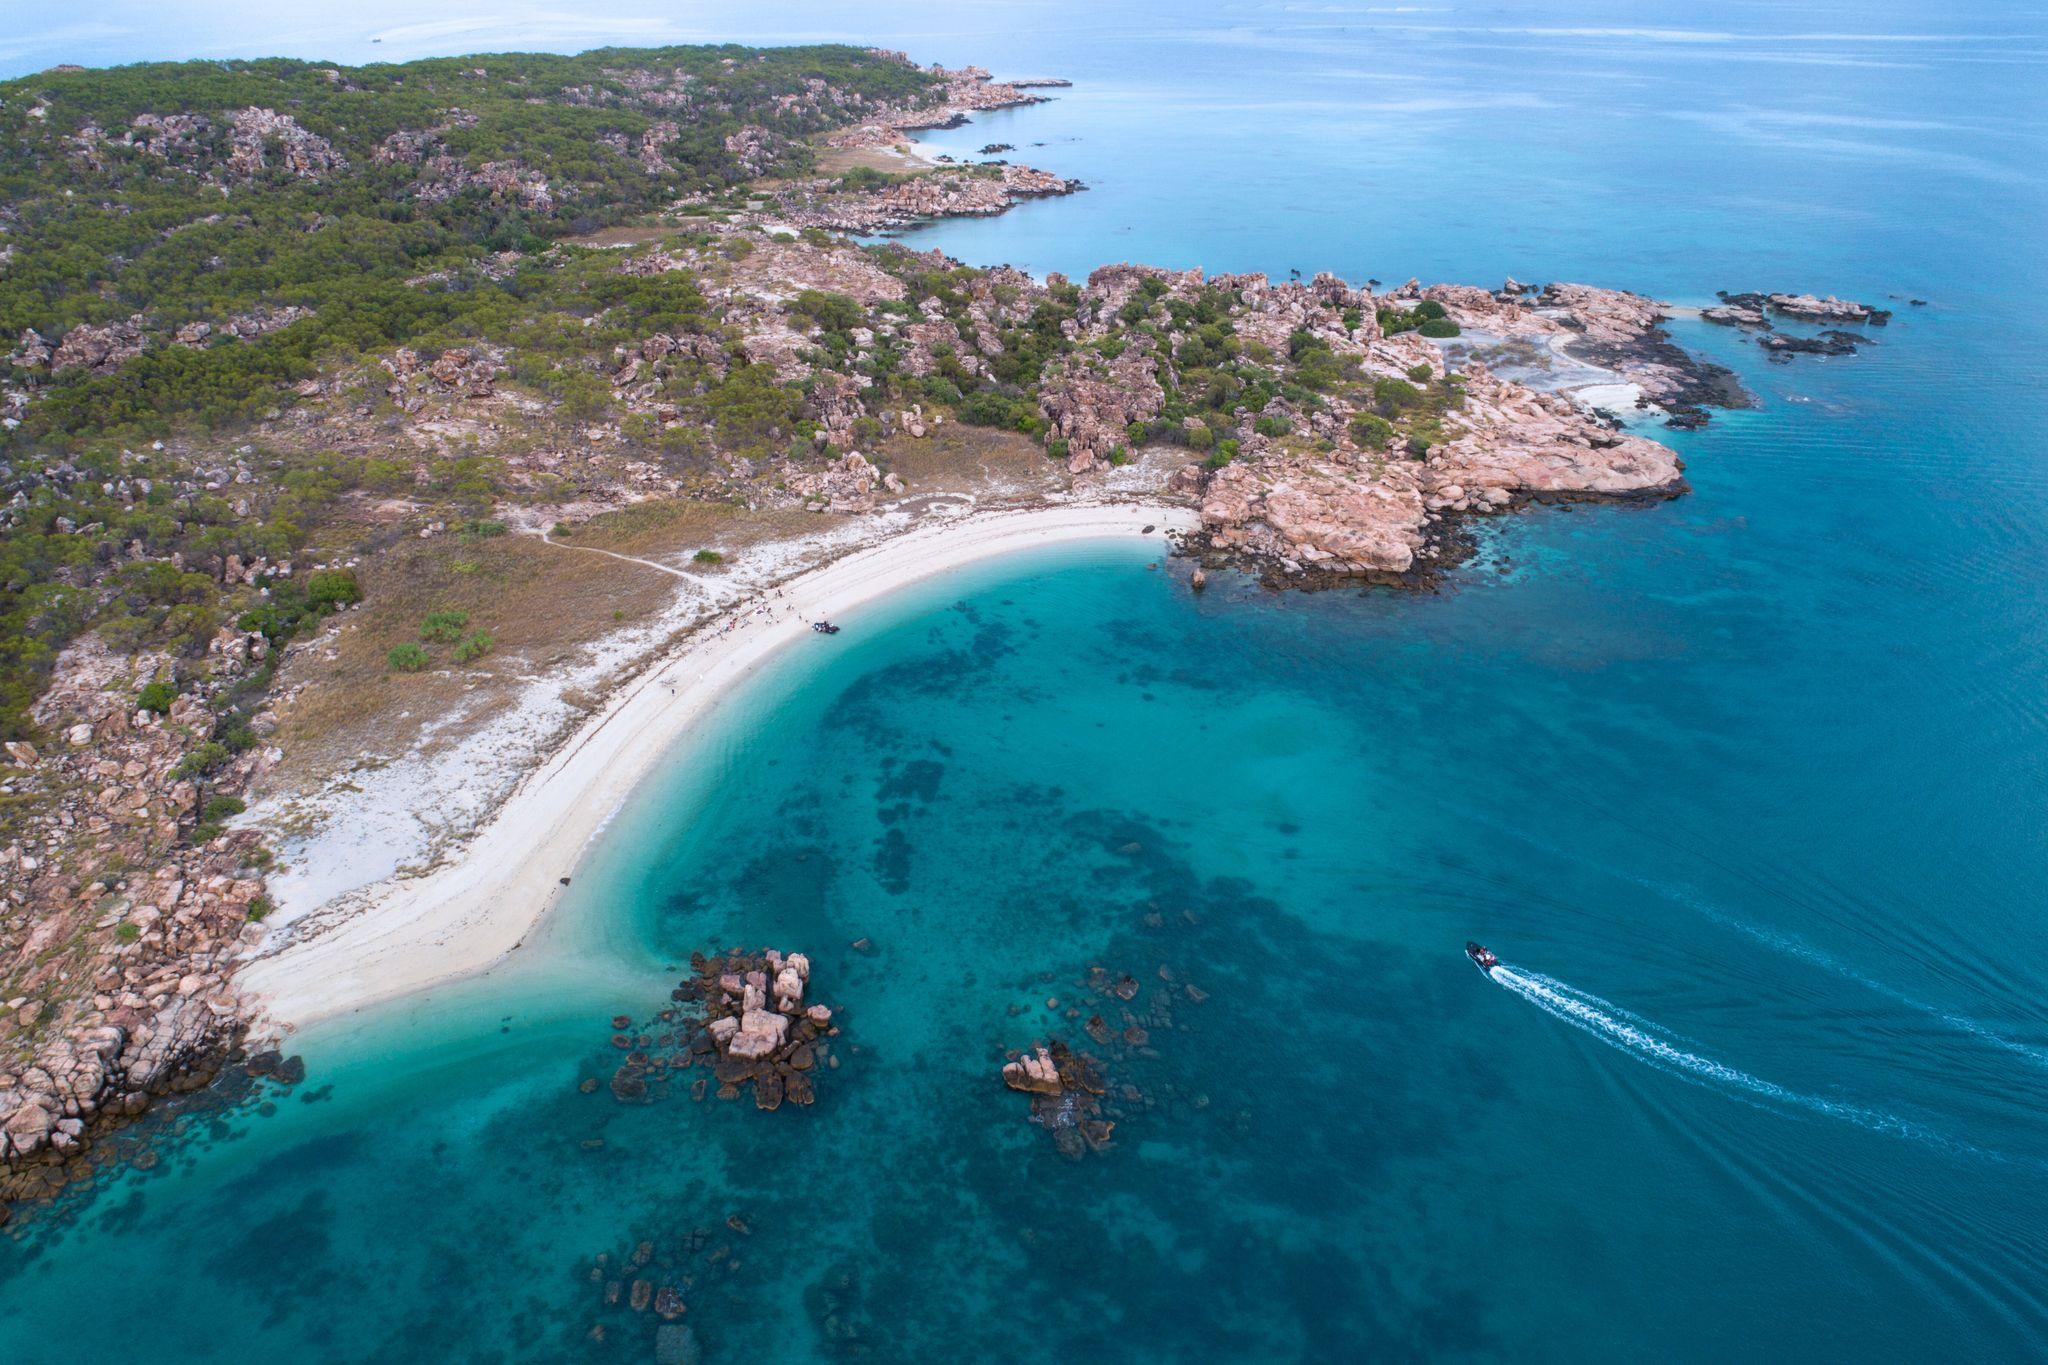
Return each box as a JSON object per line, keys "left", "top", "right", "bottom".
{"left": 239, "top": 502, "right": 1196, "bottom": 1033}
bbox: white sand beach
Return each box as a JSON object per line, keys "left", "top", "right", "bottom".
{"left": 239, "top": 501, "right": 1196, "bottom": 1032}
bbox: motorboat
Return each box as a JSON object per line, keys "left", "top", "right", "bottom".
{"left": 1465, "top": 942, "right": 1498, "bottom": 973}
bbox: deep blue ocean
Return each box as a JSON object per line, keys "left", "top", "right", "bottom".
{"left": 6, "top": 3, "right": 2048, "bottom": 1360}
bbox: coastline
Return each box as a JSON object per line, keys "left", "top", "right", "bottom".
{"left": 238, "top": 501, "right": 1196, "bottom": 1034}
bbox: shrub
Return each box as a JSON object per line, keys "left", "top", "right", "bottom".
{"left": 1378, "top": 301, "right": 1455, "bottom": 337}
{"left": 837, "top": 166, "right": 893, "bottom": 192}
{"left": 1254, "top": 415, "right": 1292, "bottom": 438}
{"left": 1407, "top": 436, "right": 1434, "bottom": 459}
{"left": 463, "top": 519, "right": 508, "bottom": 538}
{"left": 1406, "top": 362, "right": 1434, "bottom": 383}
{"left": 304, "top": 569, "right": 362, "bottom": 610}
{"left": 420, "top": 610, "right": 470, "bottom": 643}
{"left": 387, "top": 643, "right": 431, "bottom": 672}
{"left": 247, "top": 896, "right": 273, "bottom": 923}
{"left": 452, "top": 631, "right": 496, "bottom": 664}
{"left": 173, "top": 741, "right": 230, "bottom": 779}
{"left": 692, "top": 549, "right": 725, "bottom": 565}
{"left": 137, "top": 681, "right": 177, "bottom": 714}
{"left": 959, "top": 390, "right": 1041, "bottom": 433}
{"left": 1204, "top": 437, "right": 1243, "bottom": 470}
{"left": 790, "top": 289, "right": 865, "bottom": 334}
{"left": 115, "top": 922, "right": 142, "bottom": 943}
{"left": 1185, "top": 424, "right": 1215, "bottom": 451}
{"left": 1373, "top": 378, "right": 1424, "bottom": 415}
{"left": 1349, "top": 413, "right": 1396, "bottom": 447}
{"left": 201, "top": 795, "right": 247, "bottom": 823}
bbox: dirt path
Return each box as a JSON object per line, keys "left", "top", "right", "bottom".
{"left": 531, "top": 529, "right": 691, "bottom": 579}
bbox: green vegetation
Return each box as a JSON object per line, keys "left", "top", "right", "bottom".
{"left": 1205, "top": 438, "right": 1243, "bottom": 470}
{"left": 1378, "top": 298, "right": 1460, "bottom": 338}
{"left": 136, "top": 681, "right": 177, "bottom": 714}
{"left": 200, "top": 794, "right": 247, "bottom": 822}
{"left": 115, "top": 922, "right": 142, "bottom": 943}
{"left": 419, "top": 610, "right": 470, "bottom": 643}
{"left": 1349, "top": 413, "right": 1396, "bottom": 447}
{"left": 386, "top": 642, "right": 431, "bottom": 672}
{"left": 451, "top": 631, "right": 495, "bottom": 665}
{"left": 691, "top": 549, "right": 726, "bottom": 565}
{"left": 172, "top": 740, "right": 230, "bottom": 779}
{"left": 0, "top": 47, "right": 938, "bottom": 447}
{"left": 247, "top": 895, "right": 273, "bottom": 922}
{"left": 304, "top": 569, "right": 362, "bottom": 610}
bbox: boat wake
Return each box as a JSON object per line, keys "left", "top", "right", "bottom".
{"left": 1486, "top": 960, "right": 1991, "bottom": 1157}
{"left": 1640, "top": 882, "right": 2048, "bottom": 1074}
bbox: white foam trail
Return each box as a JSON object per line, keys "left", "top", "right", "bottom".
{"left": 1629, "top": 876, "right": 2048, "bottom": 1072}
{"left": 1489, "top": 963, "right": 1984, "bottom": 1155}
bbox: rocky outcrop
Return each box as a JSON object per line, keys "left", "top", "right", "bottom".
{"left": 1198, "top": 453, "right": 1429, "bottom": 574}
{"left": 1704, "top": 291, "right": 1889, "bottom": 357}
{"left": 1040, "top": 339, "right": 1165, "bottom": 473}
{"left": 379, "top": 345, "right": 503, "bottom": 409}
{"left": 1534, "top": 283, "right": 1750, "bottom": 428}
{"left": 2, "top": 637, "right": 272, "bottom": 1207}
{"left": 124, "top": 112, "right": 214, "bottom": 165}
{"left": 1759, "top": 330, "right": 1864, "bottom": 359}
{"left": 227, "top": 107, "right": 346, "bottom": 181}
{"left": 781, "top": 450, "right": 900, "bottom": 513}
{"left": 1409, "top": 280, "right": 1751, "bottom": 428}
{"left": 9, "top": 329, "right": 53, "bottom": 370}
{"left": 51, "top": 317, "right": 147, "bottom": 374}
{"left": 1000, "top": 1038, "right": 1113, "bottom": 1158}
{"left": 776, "top": 163, "right": 1079, "bottom": 232}
{"left": 823, "top": 64, "right": 1051, "bottom": 152}
{"left": 1701, "top": 302, "right": 1768, "bottom": 329}
{"left": 171, "top": 305, "right": 313, "bottom": 348}
{"left": 594, "top": 949, "right": 840, "bottom": 1113}
{"left": 1183, "top": 285, "right": 1685, "bottom": 578}
{"left": 720, "top": 124, "right": 784, "bottom": 177}
{"left": 1760, "top": 292, "right": 1890, "bottom": 325}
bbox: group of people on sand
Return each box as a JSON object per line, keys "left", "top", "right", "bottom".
{"left": 705, "top": 588, "right": 814, "bottom": 641}
{"left": 664, "top": 589, "right": 838, "bottom": 696}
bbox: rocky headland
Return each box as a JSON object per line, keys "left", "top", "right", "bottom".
{"left": 0, "top": 41, "right": 1905, "bottom": 1219}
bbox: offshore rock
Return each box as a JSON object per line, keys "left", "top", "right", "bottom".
{"left": 1003, "top": 1038, "right": 1115, "bottom": 1158}
{"left": 1763, "top": 292, "right": 1891, "bottom": 325}
{"left": 602, "top": 948, "right": 839, "bottom": 1112}
{"left": 1002, "top": 1046, "right": 1064, "bottom": 1095}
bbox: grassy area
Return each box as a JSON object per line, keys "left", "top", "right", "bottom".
{"left": 267, "top": 530, "right": 678, "bottom": 781}
{"left": 876, "top": 422, "right": 1048, "bottom": 494}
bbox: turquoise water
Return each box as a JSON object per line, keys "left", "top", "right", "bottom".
{"left": 8, "top": 2, "right": 2048, "bottom": 1360}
